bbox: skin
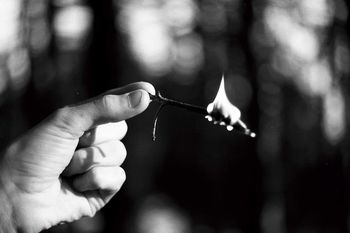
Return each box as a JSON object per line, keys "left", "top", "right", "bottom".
{"left": 0, "top": 82, "right": 155, "bottom": 233}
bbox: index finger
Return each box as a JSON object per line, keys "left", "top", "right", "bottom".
{"left": 79, "top": 121, "right": 128, "bottom": 147}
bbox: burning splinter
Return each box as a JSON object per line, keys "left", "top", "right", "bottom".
{"left": 149, "top": 75, "right": 256, "bottom": 140}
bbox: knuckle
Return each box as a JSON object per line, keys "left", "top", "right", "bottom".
{"left": 90, "top": 168, "right": 103, "bottom": 186}
{"left": 86, "top": 202, "right": 98, "bottom": 218}
{"left": 54, "top": 107, "right": 73, "bottom": 127}
{"left": 110, "top": 121, "right": 128, "bottom": 140}
{"left": 52, "top": 106, "right": 84, "bottom": 138}
{"left": 111, "top": 167, "right": 126, "bottom": 191}
{"left": 55, "top": 106, "right": 71, "bottom": 119}
{"left": 106, "top": 141, "right": 127, "bottom": 165}
{"left": 100, "top": 95, "right": 118, "bottom": 113}
{"left": 91, "top": 147, "right": 102, "bottom": 164}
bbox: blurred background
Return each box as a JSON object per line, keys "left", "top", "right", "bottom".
{"left": 1, "top": 0, "right": 350, "bottom": 232}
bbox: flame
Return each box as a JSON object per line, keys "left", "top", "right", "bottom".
{"left": 206, "top": 75, "right": 241, "bottom": 129}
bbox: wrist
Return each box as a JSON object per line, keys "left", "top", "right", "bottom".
{"left": 0, "top": 151, "right": 37, "bottom": 233}
{"left": 0, "top": 166, "right": 18, "bottom": 233}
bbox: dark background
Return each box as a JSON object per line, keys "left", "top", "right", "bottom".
{"left": 1, "top": 0, "right": 350, "bottom": 233}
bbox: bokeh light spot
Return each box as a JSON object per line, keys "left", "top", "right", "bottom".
{"left": 173, "top": 33, "right": 203, "bottom": 79}
{"left": 297, "top": 0, "right": 334, "bottom": 27}
{"left": 0, "top": 0, "right": 21, "bottom": 53}
{"left": 131, "top": 24, "right": 173, "bottom": 77}
{"left": 53, "top": 5, "right": 92, "bottom": 50}
{"left": 7, "top": 48, "right": 31, "bottom": 91}
{"left": 162, "top": 0, "right": 197, "bottom": 36}
{"left": 300, "top": 60, "right": 332, "bottom": 96}
{"left": 136, "top": 195, "right": 190, "bottom": 233}
{"left": 322, "top": 86, "right": 345, "bottom": 144}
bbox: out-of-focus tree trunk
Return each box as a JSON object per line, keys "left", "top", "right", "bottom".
{"left": 85, "top": 0, "right": 119, "bottom": 96}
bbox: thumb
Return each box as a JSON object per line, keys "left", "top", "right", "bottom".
{"left": 49, "top": 82, "right": 155, "bottom": 138}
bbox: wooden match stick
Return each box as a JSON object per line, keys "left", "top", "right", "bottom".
{"left": 149, "top": 91, "right": 256, "bottom": 138}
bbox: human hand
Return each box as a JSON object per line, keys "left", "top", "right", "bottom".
{"left": 0, "top": 82, "right": 155, "bottom": 233}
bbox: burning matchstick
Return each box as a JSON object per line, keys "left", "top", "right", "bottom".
{"left": 149, "top": 76, "right": 256, "bottom": 140}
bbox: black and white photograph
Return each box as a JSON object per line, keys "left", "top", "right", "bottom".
{"left": 0, "top": 0, "right": 350, "bottom": 233}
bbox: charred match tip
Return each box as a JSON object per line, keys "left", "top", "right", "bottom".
{"left": 235, "top": 120, "right": 256, "bottom": 138}
{"left": 245, "top": 129, "right": 256, "bottom": 138}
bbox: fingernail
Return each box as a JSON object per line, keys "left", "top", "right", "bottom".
{"left": 128, "top": 90, "right": 143, "bottom": 108}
